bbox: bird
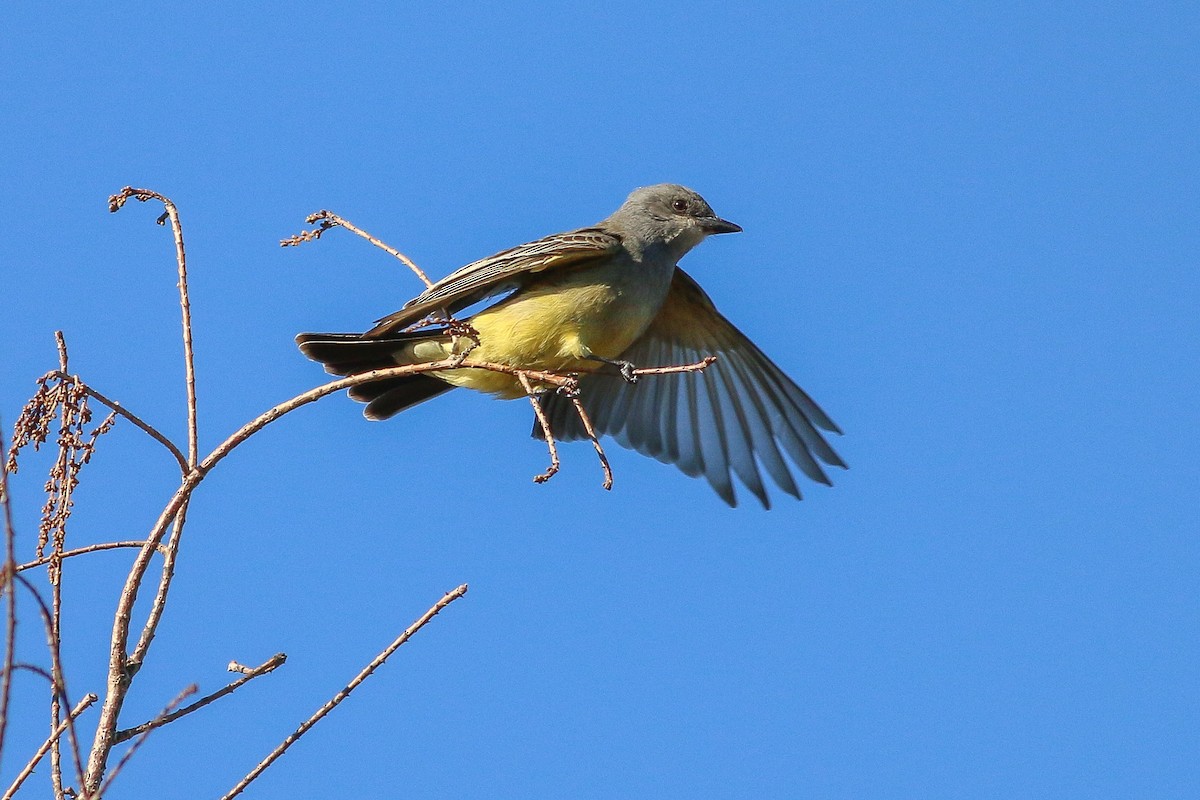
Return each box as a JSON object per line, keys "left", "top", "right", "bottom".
{"left": 297, "top": 184, "right": 844, "bottom": 507}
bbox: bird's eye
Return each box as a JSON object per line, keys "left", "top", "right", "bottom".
{"left": 671, "top": 199, "right": 689, "bottom": 213}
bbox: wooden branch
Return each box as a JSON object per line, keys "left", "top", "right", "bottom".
{"left": 94, "top": 685, "right": 196, "bottom": 798}
{"left": 517, "top": 373, "right": 560, "bottom": 484}
{"left": 17, "top": 541, "right": 164, "bottom": 573}
{"left": 108, "top": 187, "right": 198, "bottom": 468}
{"left": 127, "top": 501, "right": 188, "bottom": 671}
{"left": 281, "top": 210, "right": 434, "bottom": 289}
{"left": 51, "top": 374, "right": 187, "bottom": 475}
{"left": 0, "top": 430, "right": 17, "bottom": 765}
{"left": 47, "top": 339, "right": 70, "bottom": 798}
{"left": 1, "top": 693, "right": 97, "bottom": 800}
{"left": 220, "top": 585, "right": 468, "bottom": 800}
{"left": 113, "top": 653, "right": 286, "bottom": 744}
{"left": 568, "top": 395, "right": 614, "bottom": 490}
{"left": 10, "top": 574, "right": 88, "bottom": 795}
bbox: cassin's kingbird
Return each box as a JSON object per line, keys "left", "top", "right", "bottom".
{"left": 297, "top": 184, "right": 844, "bottom": 507}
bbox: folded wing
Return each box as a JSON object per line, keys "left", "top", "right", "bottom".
{"left": 367, "top": 228, "right": 623, "bottom": 337}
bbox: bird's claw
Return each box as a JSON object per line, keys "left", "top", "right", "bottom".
{"left": 618, "top": 361, "right": 638, "bottom": 384}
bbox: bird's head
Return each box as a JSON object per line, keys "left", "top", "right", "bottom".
{"left": 608, "top": 184, "right": 742, "bottom": 255}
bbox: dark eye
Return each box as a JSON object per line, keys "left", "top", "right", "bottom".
{"left": 671, "top": 199, "right": 689, "bottom": 213}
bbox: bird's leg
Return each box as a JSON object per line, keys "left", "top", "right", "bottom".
{"left": 583, "top": 354, "right": 639, "bottom": 384}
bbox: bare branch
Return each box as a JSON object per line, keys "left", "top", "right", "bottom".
{"left": 127, "top": 501, "right": 188, "bottom": 671}
{"left": 518, "top": 373, "right": 561, "bottom": 484}
{"left": 10, "top": 574, "right": 88, "bottom": 794}
{"left": 17, "top": 541, "right": 165, "bottom": 573}
{"left": 93, "top": 685, "right": 197, "bottom": 798}
{"left": 48, "top": 339, "right": 68, "bottom": 799}
{"left": 633, "top": 355, "right": 717, "bottom": 377}
{"left": 1, "top": 693, "right": 97, "bottom": 800}
{"left": 113, "top": 653, "right": 286, "bottom": 744}
{"left": 50, "top": 374, "right": 187, "bottom": 475}
{"left": 221, "top": 585, "right": 468, "bottom": 800}
{"left": 568, "top": 395, "right": 614, "bottom": 490}
{"left": 281, "top": 210, "right": 434, "bottom": 289}
{"left": 108, "top": 187, "right": 198, "bottom": 468}
{"left": 0, "top": 428, "right": 17, "bottom": 768}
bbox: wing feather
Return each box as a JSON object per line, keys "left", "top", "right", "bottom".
{"left": 538, "top": 268, "right": 843, "bottom": 508}
{"left": 366, "top": 228, "right": 622, "bottom": 337}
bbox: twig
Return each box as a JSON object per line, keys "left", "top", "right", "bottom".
{"left": 127, "top": 501, "right": 188, "bottom": 671}
{"left": 50, "top": 375, "right": 187, "bottom": 475}
{"left": 17, "top": 541, "right": 165, "bottom": 573}
{"left": 221, "top": 585, "right": 468, "bottom": 800}
{"left": 108, "top": 187, "right": 198, "bottom": 468}
{"left": 568, "top": 396, "right": 614, "bottom": 490}
{"left": 50, "top": 337, "right": 69, "bottom": 800}
{"left": 11, "top": 574, "right": 87, "bottom": 794}
{"left": 94, "top": 685, "right": 197, "bottom": 798}
{"left": 1, "top": 693, "right": 97, "bottom": 800}
{"left": 113, "top": 653, "right": 286, "bottom": 744}
{"left": 0, "top": 428, "right": 17, "bottom": 770}
{"left": 517, "top": 373, "right": 560, "bottom": 484}
{"left": 632, "top": 355, "right": 717, "bottom": 377}
{"left": 281, "top": 210, "right": 434, "bottom": 289}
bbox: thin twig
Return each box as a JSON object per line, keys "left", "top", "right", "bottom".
{"left": 50, "top": 375, "right": 187, "bottom": 475}
{"left": 108, "top": 187, "right": 198, "bottom": 467}
{"left": 517, "top": 373, "right": 560, "bottom": 484}
{"left": 632, "top": 355, "right": 717, "bottom": 377}
{"left": 95, "top": 685, "right": 197, "bottom": 798}
{"left": 11, "top": 575, "right": 87, "bottom": 794}
{"left": 114, "top": 653, "right": 286, "bottom": 744}
{"left": 0, "top": 428, "right": 17, "bottom": 769}
{"left": 1, "top": 693, "right": 97, "bottom": 800}
{"left": 221, "top": 585, "right": 468, "bottom": 800}
{"left": 17, "top": 541, "right": 164, "bottom": 573}
{"left": 50, "top": 338, "right": 69, "bottom": 800}
{"left": 281, "top": 210, "right": 434, "bottom": 289}
{"left": 127, "top": 501, "right": 188, "bottom": 671}
{"left": 568, "top": 396, "right": 614, "bottom": 490}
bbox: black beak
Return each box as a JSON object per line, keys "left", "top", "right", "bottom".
{"left": 701, "top": 216, "right": 743, "bottom": 235}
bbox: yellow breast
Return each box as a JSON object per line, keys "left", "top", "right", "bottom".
{"left": 433, "top": 279, "right": 656, "bottom": 398}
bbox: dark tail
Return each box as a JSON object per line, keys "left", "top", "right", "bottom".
{"left": 296, "top": 332, "right": 454, "bottom": 419}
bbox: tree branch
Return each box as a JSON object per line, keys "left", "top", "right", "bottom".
{"left": 281, "top": 210, "right": 433, "bottom": 288}
{"left": 0, "top": 429, "right": 17, "bottom": 768}
{"left": 17, "top": 541, "right": 164, "bottom": 573}
{"left": 50, "top": 374, "right": 187, "bottom": 475}
{"left": 113, "top": 653, "right": 286, "bottom": 744}
{"left": 1, "top": 693, "right": 97, "bottom": 800}
{"left": 518, "top": 373, "right": 561, "bottom": 484}
{"left": 108, "top": 187, "right": 198, "bottom": 468}
{"left": 221, "top": 585, "right": 468, "bottom": 800}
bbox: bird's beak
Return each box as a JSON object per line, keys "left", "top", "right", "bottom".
{"left": 701, "top": 216, "right": 743, "bottom": 235}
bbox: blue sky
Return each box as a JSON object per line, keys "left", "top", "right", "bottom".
{"left": 2, "top": 3, "right": 1197, "bottom": 798}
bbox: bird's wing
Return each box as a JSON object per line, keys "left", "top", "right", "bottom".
{"left": 366, "top": 227, "right": 623, "bottom": 337}
{"left": 537, "top": 268, "right": 845, "bottom": 508}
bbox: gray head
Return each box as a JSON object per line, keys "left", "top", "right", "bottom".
{"left": 603, "top": 184, "right": 741, "bottom": 255}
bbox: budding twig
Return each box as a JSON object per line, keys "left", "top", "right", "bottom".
{"left": 281, "top": 210, "right": 434, "bottom": 289}
{"left": 113, "top": 653, "right": 287, "bottom": 744}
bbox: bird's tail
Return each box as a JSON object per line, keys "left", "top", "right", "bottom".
{"left": 295, "top": 331, "right": 455, "bottom": 419}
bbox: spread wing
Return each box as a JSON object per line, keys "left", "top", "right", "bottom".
{"left": 538, "top": 268, "right": 845, "bottom": 508}
{"left": 366, "top": 227, "right": 623, "bottom": 337}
